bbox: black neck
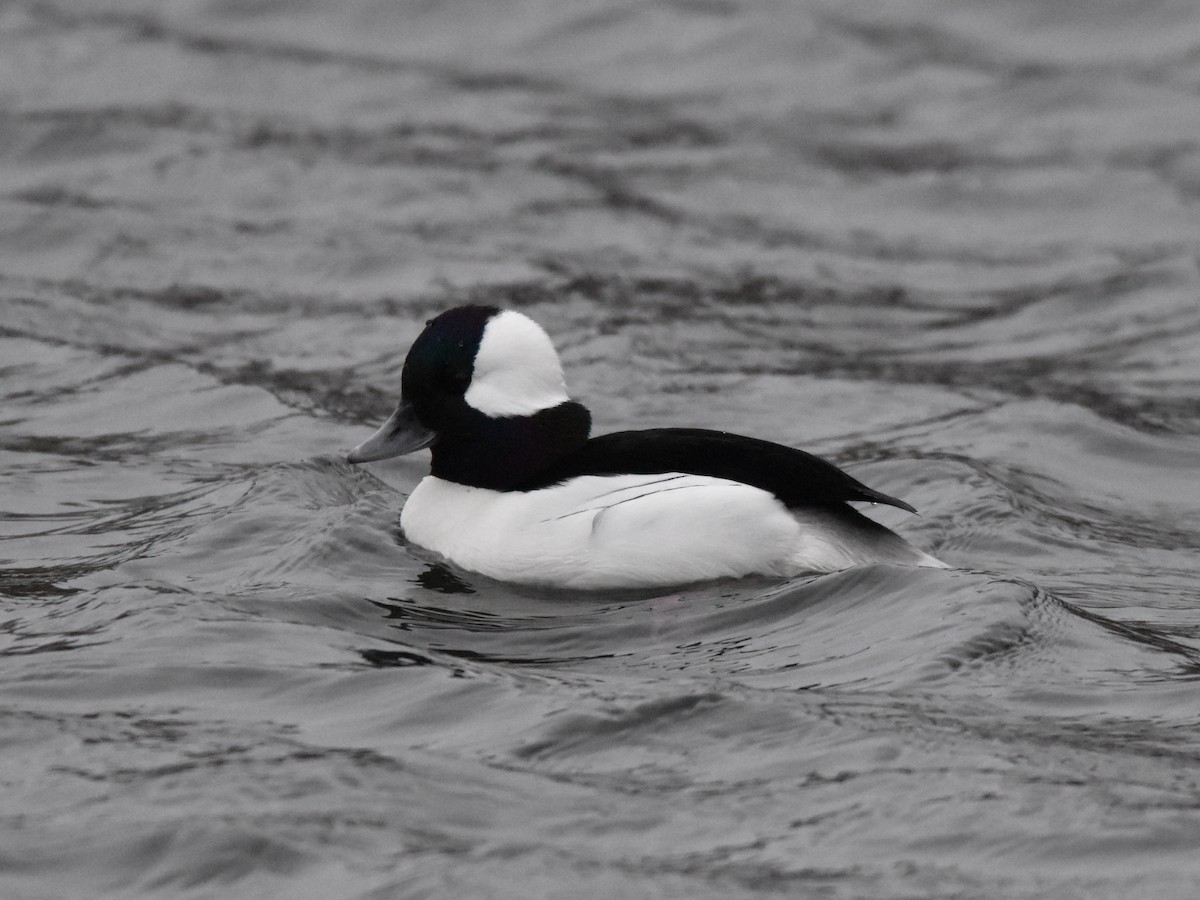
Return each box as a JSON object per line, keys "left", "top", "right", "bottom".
{"left": 428, "top": 401, "right": 591, "bottom": 490}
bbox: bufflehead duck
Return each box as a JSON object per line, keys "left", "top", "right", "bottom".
{"left": 348, "top": 305, "right": 947, "bottom": 588}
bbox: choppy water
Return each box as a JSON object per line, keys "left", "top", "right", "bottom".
{"left": 4, "top": 2, "right": 1200, "bottom": 898}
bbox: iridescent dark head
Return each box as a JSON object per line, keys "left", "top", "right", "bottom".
{"left": 348, "top": 305, "right": 589, "bottom": 487}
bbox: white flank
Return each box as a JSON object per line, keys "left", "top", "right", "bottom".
{"left": 401, "top": 473, "right": 825, "bottom": 589}
{"left": 463, "top": 310, "right": 570, "bottom": 417}
{"left": 401, "top": 472, "right": 948, "bottom": 589}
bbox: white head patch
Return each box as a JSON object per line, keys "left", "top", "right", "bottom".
{"left": 464, "top": 310, "right": 570, "bottom": 417}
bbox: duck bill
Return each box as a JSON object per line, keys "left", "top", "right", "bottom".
{"left": 347, "top": 401, "right": 435, "bottom": 463}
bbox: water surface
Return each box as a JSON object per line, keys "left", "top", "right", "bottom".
{"left": 3, "top": 2, "right": 1200, "bottom": 898}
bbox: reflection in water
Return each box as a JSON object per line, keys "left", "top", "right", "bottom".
{"left": 415, "top": 563, "right": 477, "bottom": 594}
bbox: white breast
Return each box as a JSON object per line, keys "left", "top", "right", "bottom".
{"left": 399, "top": 473, "right": 929, "bottom": 589}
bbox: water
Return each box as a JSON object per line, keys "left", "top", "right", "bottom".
{"left": 3, "top": 1, "right": 1200, "bottom": 897}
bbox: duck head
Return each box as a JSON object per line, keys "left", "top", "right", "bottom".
{"left": 347, "top": 305, "right": 591, "bottom": 489}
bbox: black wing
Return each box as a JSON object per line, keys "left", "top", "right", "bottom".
{"left": 523, "top": 427, "right": 916, "bottom": 513}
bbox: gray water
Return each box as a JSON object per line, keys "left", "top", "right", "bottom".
{"left": 4, "top": 2, "right": 1200, "bottom": 898}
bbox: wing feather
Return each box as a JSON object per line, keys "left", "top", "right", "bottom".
{"left": 522, "top": 427, "right": 917, "bottom": 513}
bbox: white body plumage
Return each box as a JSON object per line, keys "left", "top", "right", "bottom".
{"left": 401, "top": 473, "right": 945, "bottom": 589}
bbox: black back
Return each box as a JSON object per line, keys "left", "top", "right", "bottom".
{"left": 521, "top": 427, "right": 916, "bottom": 513}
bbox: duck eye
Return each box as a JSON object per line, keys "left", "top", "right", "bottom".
{"left": 443, "top": 367, "right": 471, "bottom": 393}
